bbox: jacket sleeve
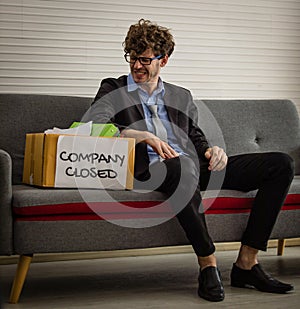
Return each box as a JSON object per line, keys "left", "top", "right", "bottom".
{"left": 81, "top": 91, "right": 116, "bottom": 125}
{"left": 81, "top": 75, "right": 128, "bottom": 130}
{"left": 186, "top": 92, "right": 211, "bottom": 160}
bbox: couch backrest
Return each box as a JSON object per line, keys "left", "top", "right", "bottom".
{"left": 0, "top": 94, "right": 92, "bottom": 184}
{"left": 1, "top": 95, "right": 299, "bottom": 184}
{"left": 197, "top": 99, "right": 300, "bottom": 174}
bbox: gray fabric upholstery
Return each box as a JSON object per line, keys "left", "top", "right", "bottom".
{"left": 0, "top": 94, "right": 299, "bottom": 256}
{"left": 13, "top": 219, "right": 189, "bottom": 254}
{"left": 200, "top": 99, "right": 300, "bottom": 174}
{"left": 0, "top": 94, "right": 92, "bottom": 184}
{"left": 0, "top": 149, "right": 13, "bottom": 254}
{"left": 13, "top": 211, "right": 299, "bottom": 254}
{"left": 205, "top": 209, "right": 300, "bottom": 242}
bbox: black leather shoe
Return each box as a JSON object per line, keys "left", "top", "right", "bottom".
{"left": 231, "top": 263, "right": 294, "bottom": 293}
{"left": 198, "top": 266, "right": 225, "bottom": 302}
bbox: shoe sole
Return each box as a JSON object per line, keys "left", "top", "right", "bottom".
{"left": 231, "top": 281, "right": 294, "bottom": 294}
{"left": 198, "top": 290, "right": 224, "bottom": 302}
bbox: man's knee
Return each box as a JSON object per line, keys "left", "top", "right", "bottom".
{"left": 269, "top": 152, "right": 295, "bottom": 181}
{"left": 163, "top": 156, "right": 200, "bottom": 195}
{"left": 177, "top": 155, "right": 200, "bottom": 183}
{"left": 164, "top": 156, "right": 201, "bottom": 212}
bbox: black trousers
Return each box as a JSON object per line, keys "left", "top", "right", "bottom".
{"left": 135, "top": 152, "right": 294, "bottom": 257}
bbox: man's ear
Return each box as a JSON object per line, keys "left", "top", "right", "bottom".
{"left": 160, "top": 55, "right": 169, "bottom": 67}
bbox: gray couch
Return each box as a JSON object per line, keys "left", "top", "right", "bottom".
{"left": 1, "top": 94, "right": 299, "bottom": 303}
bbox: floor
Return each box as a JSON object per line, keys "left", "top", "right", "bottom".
{"left": 0, "top": 246, "right": 299, "bottom": 309}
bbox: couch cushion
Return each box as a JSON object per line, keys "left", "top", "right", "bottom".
{"left": 202, "top": 177, "right": 300, "bottom": 214}
{"left": 12, "top": 185, "right": 170, "bottom": 221}
{"left": 13, "top": 177, "right": 300, "bottom": 221}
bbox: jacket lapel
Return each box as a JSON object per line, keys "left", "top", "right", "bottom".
{"left": 125, "top": 89, "right": 148, "bottom": 131}
{"left": 164, "top": 85, "right": 179, "bottom": 125}
{"left": 128, "top": 90, "right": 145, "bottom": 118}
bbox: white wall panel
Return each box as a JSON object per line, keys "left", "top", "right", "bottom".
{"left": 0, "top": 0, "right": 299, "bottom": 112}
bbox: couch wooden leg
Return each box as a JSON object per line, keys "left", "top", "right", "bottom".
{"left": 277, "top": 239, "right": 286, "bottom": 256}
{"left": 9, "top": 254, "right": 33, "bottom": 304}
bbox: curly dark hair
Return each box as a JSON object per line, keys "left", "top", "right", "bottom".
{"left": 123, "top": 19, "right": 175, "bottom": 57}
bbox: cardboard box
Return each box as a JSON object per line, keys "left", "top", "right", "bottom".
{"left": 23, "top": 133, "right": 135, "bottom": 190}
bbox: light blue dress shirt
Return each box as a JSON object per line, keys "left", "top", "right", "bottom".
{"left": 127, "top": 74, "right": 184, "bottom": 164}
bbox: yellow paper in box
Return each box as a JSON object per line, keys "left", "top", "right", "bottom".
{"left": 23, "top": 133, "right": 135, "bottom": 189}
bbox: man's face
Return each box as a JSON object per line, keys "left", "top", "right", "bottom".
{"left": 129, "top": 49, "right": 164, "bottom": 87}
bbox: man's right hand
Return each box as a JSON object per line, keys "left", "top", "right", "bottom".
{"left": 120, "top": 129, "right": 179, "bottom": 160}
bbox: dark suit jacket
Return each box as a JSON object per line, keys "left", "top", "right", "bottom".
{"left": 83, "top": 75, "right": 210, "bottom": 180}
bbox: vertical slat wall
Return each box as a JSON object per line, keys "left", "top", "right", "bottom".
{"left": 0, "top": 0, "right": 299, "bottom": 111}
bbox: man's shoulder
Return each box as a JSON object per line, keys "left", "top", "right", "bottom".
{"left": 93, "top": 75, "right": 128, "bottom": 102}
{"left": 101, "top": 75, "right": 128, "bottom": 89}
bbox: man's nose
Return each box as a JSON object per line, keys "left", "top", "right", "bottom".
{"left": 133, "top": 58, "right": 144, "bottom": 69}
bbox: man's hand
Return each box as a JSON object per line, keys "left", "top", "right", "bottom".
{"left": 120, "top": 129, "right": 179, "bottom": 160}
{"left": 145, "top": 135, "right": 179, "bottom": 160}
{"left": 204, "top": 146, "right": 228, "bottom": 171}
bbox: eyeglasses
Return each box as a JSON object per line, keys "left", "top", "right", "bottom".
{"left": 124, "top": 53, "right": 163, "bottom": 65}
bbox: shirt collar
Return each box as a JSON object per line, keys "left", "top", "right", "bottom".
{"left": 127, "top": 73, "right": 165, "bottom": 97}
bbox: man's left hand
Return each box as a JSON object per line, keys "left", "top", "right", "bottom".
{"left": 204, "top": 146, "right": 228, "bottom": 171}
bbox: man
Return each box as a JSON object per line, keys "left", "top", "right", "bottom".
{"left": 83, "top": 19, "right": 294, "bottom": 302}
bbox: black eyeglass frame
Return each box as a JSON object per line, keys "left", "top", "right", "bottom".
{"left": 124, "top": 53, "right": 163, "bottom": 65}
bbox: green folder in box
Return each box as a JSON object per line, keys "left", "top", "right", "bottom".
{"left": 70, "top": 122, "right": 119, "bottom": 137}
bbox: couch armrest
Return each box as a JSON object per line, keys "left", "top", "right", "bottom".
{"left": 0, "top": 149, "right": 14, "bottom": 255}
